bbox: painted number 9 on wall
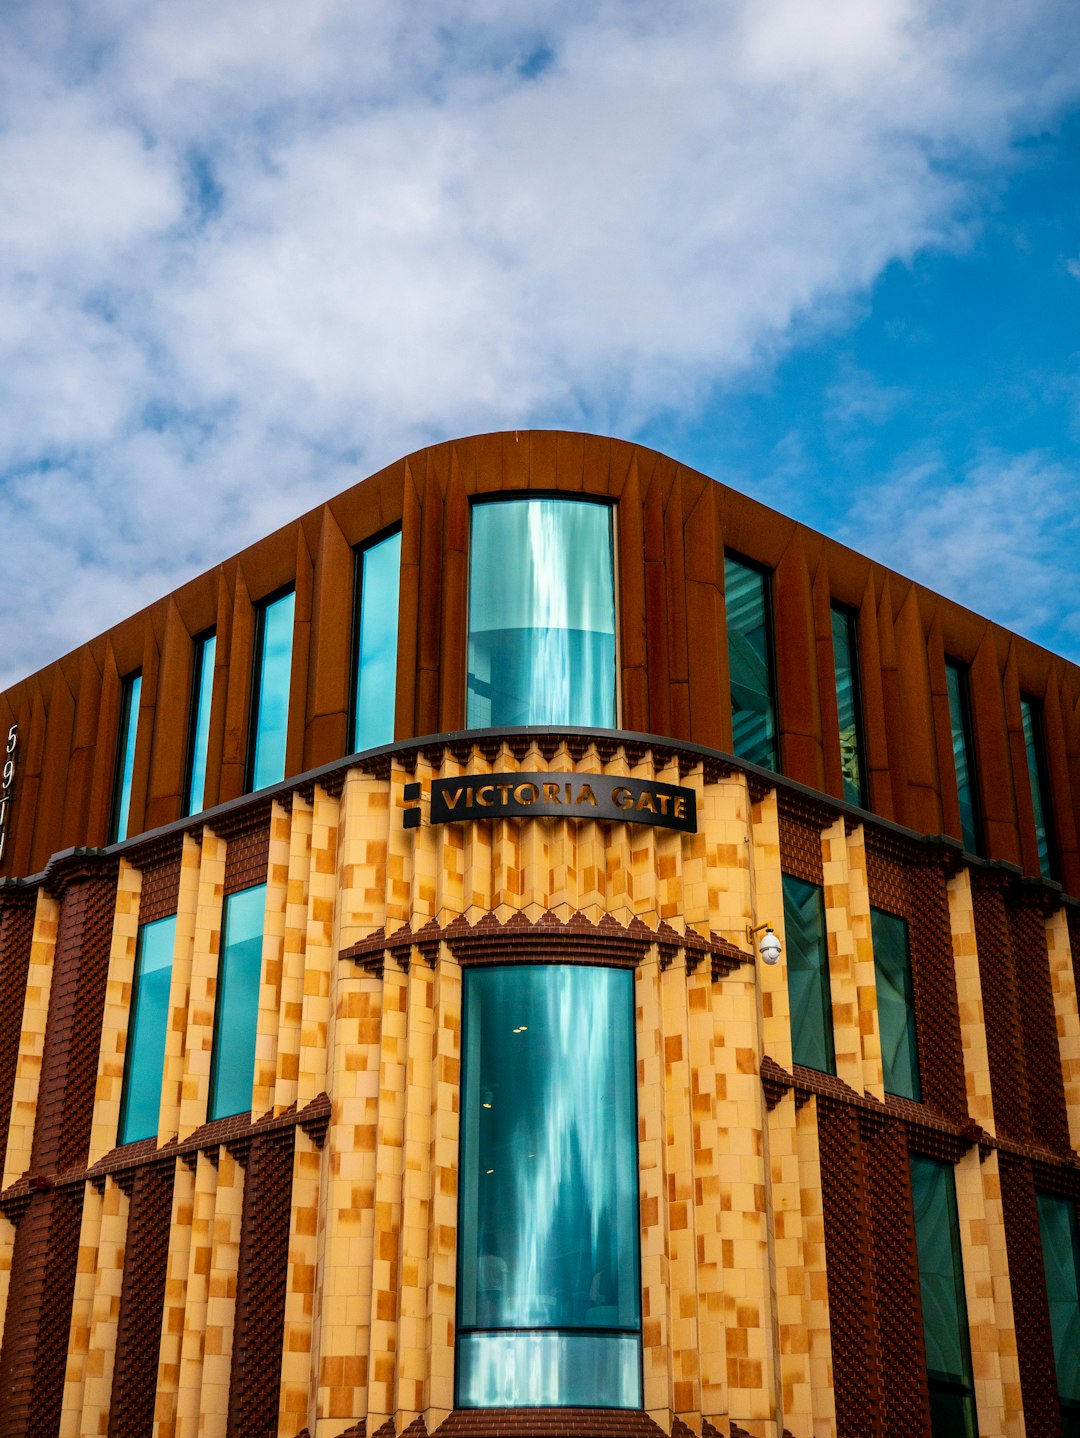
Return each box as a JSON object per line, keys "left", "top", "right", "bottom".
{"left": 0, "top": 723, "right": 17, "bottom": 864}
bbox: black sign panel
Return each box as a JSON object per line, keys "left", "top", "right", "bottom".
{"left": 404, "top": 772, "right": 697, "bottom": 833}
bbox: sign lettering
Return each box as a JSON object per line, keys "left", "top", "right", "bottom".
{"left": 0, "top": 723, "right": 17, "bottom": 864}
{"left": 403, "top": 771, "right": 696, "bottom": 834}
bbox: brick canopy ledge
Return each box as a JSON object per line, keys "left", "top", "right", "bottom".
{"left": 2, "top": 723, "right": 1070, "bottom": 909}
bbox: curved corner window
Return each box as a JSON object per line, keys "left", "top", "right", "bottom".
{"left": 724, "top": 554, "right": 778, "bottom": 771}
{"left": 352, "top": 529, "right": 401, "bottom": 752}
{"left": 118, "top": 914, "right": 177, "bottom": 1145}
{"left": 248, "top": 589, "right": 295, "bottom": 792}
{"left": 110, "top": 671, "right": 142, "bottom": 843}
{"left": 466, "top": 498, "right": 616, "bottom": 729}
{"left": 457, "top": 964, "right": 641, "bottom": 1409}
{"left": 184, "top": 630, "right": 216, "bottom": 817}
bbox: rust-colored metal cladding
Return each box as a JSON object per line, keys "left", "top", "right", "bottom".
{"left": 0, "top": 431, "right": 1076, "bottom": 1437}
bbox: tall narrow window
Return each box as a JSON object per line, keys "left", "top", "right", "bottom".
{"left": 457, "top": 965, "right": 641, "bottom": 1409}
{"left": 782, "top": 874, "right": 835, "bottom": 1073}
{"left": 1020, "top": 694, "right": 1055, "bottom": 880}
{"left": 870, "top": 906, "right": 921, "bottom": 1100}
{"left": 945, "top": 660, "right": 981, "bottom": 855}
{"left": 910, "top": 1155, "right": 978, "bottom": 1437}
{"left": 724, "top": 555, "right": 778, "bottom": 770}
{"left": 248, "top": 590, "right": 295, "bottom": 792}
{"left": 110, "top": 671, "right": 142, "bottom": 843}
{"left": 184, "top": 630, "right": 216, "bottom": 817}
{"left": 208, "top": 883, "right": 267, "bottom": 1121}
{"left": 352, "top": 529, "right": 401, "bottom": 752}
{"left": 117, "top": 914, "right": 177, "bottom": 1145}
{"left": 466, "top": 498, "right": 616, "bottom": 729}
{"left": 1036, "top": 1192, "right": 1080, "bottom": 1431}
{"left": 830, "top": 604, "right": 867, "bottom": 807}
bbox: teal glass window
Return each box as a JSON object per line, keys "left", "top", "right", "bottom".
{"left": 782, "top": 874, "right": 835, "bottom": 1073}
{"left": 457, "top": 965, "right": 641, "bottom": 1408}
{"left": 110, "top": 671, "right": 142, "bottom": 842}
{"left": 117, "top": 914, "right": 177, "bottom": 1145}
{"left": 207, "top": 884, "right": 267, "bottom": 1121}
{"left": 725, "top": 555, "right": 778, "bottom": 770}
{"left": 945, "top": 660, "right": 981, "bottom": 855}
{"left": 248, "top": 590, "right": 295, "bottom": 792}
{"left": 1037, "top": 1192, "right": 1080, "bottom": 1432}
{"left": 352, "top": 530, "right": 401, "bottom": 751}
{"left": 831, "top": 604, "right": 866, "bottom": 807}
{"left": 466, "top": 499, "right": 616, "bottom": 729}
{"left": 910, "top": 1155, "right": 978, "bottom": 1438}
{"left": 184, "top": 631, "right": 216, "bottom": 817}
{"left": 1020, "top": 695, "right": 1055, "bottom": 880}
{"left": 870, "top": 906, "right": 921, "bottom": 1101}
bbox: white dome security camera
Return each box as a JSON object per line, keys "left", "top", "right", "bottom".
{"left": 758, "top": 926, "right": 782, "bottom": 966}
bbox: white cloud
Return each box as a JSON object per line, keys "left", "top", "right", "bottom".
{"left": 0, "top": 0, "right": 1078, "bottom": 683}
{"left": 840, "top": 451, "right": 1080, "bottom": 658}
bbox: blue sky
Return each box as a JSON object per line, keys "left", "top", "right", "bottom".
{"left": 1, "top": 0, "right": 1078, "bottom": 687}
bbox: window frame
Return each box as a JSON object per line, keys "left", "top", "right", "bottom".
{"left": 207, "top": 881, "right": 268, "bottom": 1123}
{"left": 183, "top": 627, "right": 217, "bottom": 818}
{"left": 117, "top": 912, "right": 177, "bottom": 1146}
{"left": 944, "top": 657, "right": 983, "bottom": 857}
{"left": 723, "top": 549, "right": 780, "bottom": 772}
{"left": 348, "top": 524, "right": 403, "bottom": 755}
{"left": 869, "top": 904, "right": 922, "bottom": 1102}
{"left": 245, "top": 585, "right": 296, "bottom": 794}
{"left": 465, "top": 493, "right": 620, "bottom": 732}
{"left": 109, "top": 669, "right": 143, "bottom": 843}
{"left": 1019, "top": 692, "right": 1057, "bottom": 881}
{"left": 454, "top": 959, "right": 643, "bottom": 1410}
{"left": 830, "top": 601, "right": 868, "bottom": 809}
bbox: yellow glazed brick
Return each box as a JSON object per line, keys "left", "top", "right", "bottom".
{"left": 59, "top": 1180, "right": 105, "bottom": 1437}
{"left": 252, "top": 801, "right": 292, "bottom": 1116}
{"left": 843, "top": 826, "right": 884, "bottom": 1099}
{"left": 159, "top": 836, "right": 203, "bottom": 1144}
{"left": 297, "top": 787, "right": 340, "bottom": 1105}
{"left": 79, "top": 1176, "right": 130, "bottom": 1434}
{"left": 637, "top": 951, "right": 671, "bottom": 1429}
{"left": 277, "top": 1129, "right": 321, "bottom": 1436}
{"left": 179, "top": 831, "right": 226, "bottom": 1139}
{"left": 274, "top": 795, "right": 313, "bottom": 1114}
{"left": 395, "top": 958, "right": 435, "bottom": 1422}
{"left": 819, "top": 818, "right": 864, "bottom": 1095}
{"left": 662, "top": 955, "right": 702, "bottom": 1424}
{"left": 795, "top": 1096, "right": 835, "bottom": 1438}
{"left": 89, "top": 860, "right": 142, "bottom": 1165}
{"left": 751, "top": 791, "right": 789, "bottom": 1071}
{"left": 198, "top": 1147, "right": 245, "bottom": 1438}
{"left": 3, "top": 889, "right": 58, "bottom": 1189}
{"left": 175, "top": 1150, "right": 219, "bottom": 1438}
{"left": 1046, "top": 908, "right": 1080, "bottom": 1150}
{"left": 954, "top": 1149, "right": 1018, "bottom": 1438}
{"left": 425, "top": 949, "right": 461, "bottom": 1431}
{"left": 948, "top": 869, "right": 996, "bottom": 1134}
{"left": 154, "top": 1157, "right": 196, "bottom": 1437}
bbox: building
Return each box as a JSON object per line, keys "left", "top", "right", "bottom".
{"left": 0, "top": 429, "right": 1078, "bottom": 1438}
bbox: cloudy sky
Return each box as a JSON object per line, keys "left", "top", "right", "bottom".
{"left": 2, "top": 0, "right": 1079, "bottom": 687}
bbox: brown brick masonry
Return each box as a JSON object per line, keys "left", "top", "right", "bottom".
{"left": 0, "top": 889, "right": 35, "bottom": 1179}
{"left": 109, "top": 1160, "right": 175, "bottom": 1437}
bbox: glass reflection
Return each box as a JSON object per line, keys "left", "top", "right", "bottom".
{"left": 467, "top": 499, "right": 616, "bottom": 729}
{"left": 945, "top": 660, "right": 981, "bottom": 856}
{"left": 208, "top": 883, "right": 267, "bottom": 1121}
{"left": 118, "top": 915, "right": 177, "bottom": 1144}
{"left": 831, "top": 604, "right": 866, "bottom": 807}
{"left": 870, "top": 907, "right": 921, "bottom": 1101}
{"left": 1037, "top": 1192, "right": 1080, "bottom": 1427}
{"left": 910, "top": 1155, "right": 978, "bottom": 1438}
{"left": 782, "top": 874, "right": 835, "bottom": 1074}
{"left": 249, "top": 590, "right": 295, "bottom": 791}
{"left": 185, "top": 631, "right": 216, "bottom": 816}
{"left": 111, "top": 672, "right": 142, "bottom": 842}
{"left": 1020, "top": 695, "right": 1055, "bottom": 880}
{"left": 353, "top": 530, "right": 401, "bottom": 751}
{"left": 725, "top": 555, "right": 777, "bottom": 770}
{"left": 458, "top": 965, "right": 641, "bottom": 1408}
